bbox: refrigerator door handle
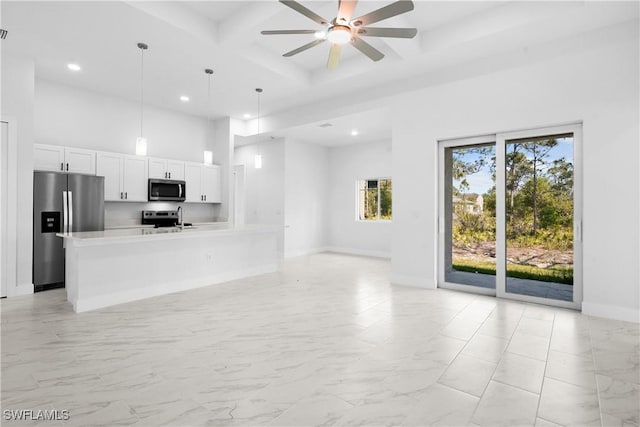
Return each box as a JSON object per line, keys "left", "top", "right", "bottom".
{"left": 68, "top": 191, "right": 74, "bottom": 232}
{"left": 62, "top": 191, "right": 68, "bottom": 233}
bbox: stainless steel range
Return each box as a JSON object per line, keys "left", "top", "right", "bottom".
{"left": 142, "top": 210, "right": 179, "bottom": 228}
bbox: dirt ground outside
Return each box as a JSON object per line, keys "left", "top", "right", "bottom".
{"left": 453, "top": 241, "right": 573, "bottom": 269}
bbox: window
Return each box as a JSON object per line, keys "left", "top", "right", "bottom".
{"left": 358, "top": 178, "right": 392, "bottom": 221}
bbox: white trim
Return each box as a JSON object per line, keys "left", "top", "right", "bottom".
{"left": 284, "top": 247, "right": 329, "bottom": 258}
{"left": 582, "top": 302, "right": 640, "bottom": 324}
{"left": 325, "top": 246, "right": 391, "bottom": 259}
{"left": 11, "top": 284, "right": 34, "bottom": 297}
{"left": 391, "top": 274, "right": 435, "bottom": 289}
{"left": 1, "top": 116, "right": 25, "bottom": 297}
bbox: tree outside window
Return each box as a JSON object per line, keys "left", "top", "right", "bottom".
{"left": 358, "top": 179, "right": 392, "bottom": 221}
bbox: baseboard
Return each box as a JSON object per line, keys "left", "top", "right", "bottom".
{"left": 71, "top": 264, "right": 278, "bottom": 313}
{"left": 284, "top": 247, "right": 329, "bottom": 258}
{"left": 582, "top": 301, "right": 640, "bottom": 323}
{"left": 390, "top": 274, "right": 436, "bottom": 289}
{"left": 325, "top": 246, "right": 391, "bottom": 259}
{"left": 7, "top": 283, "right": 34, "bottom": 297}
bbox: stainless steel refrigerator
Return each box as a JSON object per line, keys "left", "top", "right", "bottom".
{"left": 33, "top": 171, "right": 104, "bottom": 290}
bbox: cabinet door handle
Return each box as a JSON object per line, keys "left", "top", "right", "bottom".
{"left": 125, "top": 192, "right": 128, "bottom": 200}
{"left": 60, "top": 162, "right": 64, "bottom": 171}
{"left": 164, "top": 172, "right": 167, "bottom": 178}
{"left": 204, "top": 194, "right": 207, "bottom": 201}
{"left": 66, "top": 163, "right": 69, "bottom": 171}
{"left": 120, "top": 192, "right": 123, "bottom": 199}
{"left": 169, "top": 172, "right": 171, "bottom": 179}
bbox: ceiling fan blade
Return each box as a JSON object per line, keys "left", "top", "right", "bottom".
{"left": 352, "top": 1, "right": 414, "bottom": 27}
{"left": 283, "top": 39, "right": 326, "bottom": 57}
{"left": 279, "top": 0, "right": 329, "bottom": 25}
{"left": 351, "top": 36, "right": 384, "bottom": 62}
{"left": 337, "top": 0, "right": 358, "bottom": 23}
{"left": 261, "top": 30, "right": 318, "bottom": 35}
{"left": 327, "top": 43, "right": 342, "bottom": 69}
{"left": 356, "top": 27, "right": 417, "bottom": 38}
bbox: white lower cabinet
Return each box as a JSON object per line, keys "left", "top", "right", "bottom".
{"left": 184, "top": 162, "right": 221, "bottom": 203}
{"left": 96, "top": 152, "right": 148, "bottom": 201}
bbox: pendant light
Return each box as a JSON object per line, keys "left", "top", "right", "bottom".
{"left": 135, "top": 42, "right": 148, "bottom": 156}
{"left": 254, "top": 88, "right": 263, "bottom": 169}
{"left": 203, "top": 68, "right": 214, "bottom": 165}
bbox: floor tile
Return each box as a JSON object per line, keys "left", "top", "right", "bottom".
{"left": 1, "top": 254, "right": 639, "bottom": 427}
{"left": 461, "top": 333, "right": 509, "bottom": 363}
{"left": 492, "top": 352, "right": 545, "bottom": 394}
{"left": 438, "top": 354, "right": 497, "bottom": 397}
{"left": 506, "top": 332, "right": 550, "bottom": 361}
{"left": 402, "top": 383, "right": 479, "bottom": 426}
{"left": 538, "top": 377, "right": 601, "bottom": 426}
{"left": 471, "top": 380, "right": 539, "bottom": 426}
{"left": 597, "top": 374, "right": 640, "bottom": 426}
{"left": 545, "top": 350, "right": 597, "bottom": 389}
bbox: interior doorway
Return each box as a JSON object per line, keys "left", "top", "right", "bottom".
{"left": 233, "top": 164, "right": 246, "bottom": 226}
{"left": 438, "top": 124, "right": 582, "bottom": 309}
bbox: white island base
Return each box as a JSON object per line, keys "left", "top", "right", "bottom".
{"left": 58, "top": 225, "right": 278, "bottom": 312}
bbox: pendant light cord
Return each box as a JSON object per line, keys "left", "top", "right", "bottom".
{"left": 208, "top": 72, "right": 211, "bottom": 137}
{"left": 140, "top": 47, "right": 144, "bottom": 137}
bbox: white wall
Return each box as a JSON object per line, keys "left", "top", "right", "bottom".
{"left": 234, "top": 139, "right": 285, "bottom": 254}
{"left": 1, "top": 54, "right": 35, "bottom": 295}
{"left": 391, "top": 28, "right": 639, "bottom": 321}
{"left": 327, "top": 140, "right": 392, "bottom": 258}
{"left": 284, "top": 140, "right": 329, "bottom": 257}
{"left": 35, "top": 79, "right": 212, "bottom": 162}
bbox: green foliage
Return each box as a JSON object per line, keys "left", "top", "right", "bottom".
{"left": 452, "top": 259, "right": 573, "bottom": 285}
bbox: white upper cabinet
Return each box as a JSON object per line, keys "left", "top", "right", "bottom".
{"left": 96, "top": 152, "right": 123, "bottom": 201}
{"left": 123, "top": 155, "right": 148, "bottom": 202}
{"left": 184, "top": 162, "right": 221, "bottom": 203}
{"left": 64, "top": 147, "right": 96, "bottom": 175}
{"left": 202, "top": 165, "right": 221, "bottom": 203}
{"left": 34, "top": 144, "right": 96, "bottom": 175}
{"left": 96, "top": 152, "right": 148, "bottom": 202}
{"left": 34, "top": 144, "right": 65, "bottom": 172}
{"left": 148, "top": 158, "right": 185, "bottom": 180}
{"left": 184, "top": 163, "right": 202, "bottom": 203}
{"left": 167, "top": 160, "right": 185, "bottom": 181}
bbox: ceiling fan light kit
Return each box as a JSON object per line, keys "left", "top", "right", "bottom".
{"left": 261, "top": 0, "right": 417, "bottom": 69}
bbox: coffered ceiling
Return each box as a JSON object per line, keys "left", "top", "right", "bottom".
{"left": 1, "top": 1, "right": 637, "bottom": 144}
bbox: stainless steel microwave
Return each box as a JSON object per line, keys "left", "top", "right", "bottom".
{"left": 148, "top": 179, "right": 185, "bottom": 202}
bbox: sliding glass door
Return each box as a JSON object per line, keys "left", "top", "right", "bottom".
{"left": 439, "top": 136, "right": 497, "bottom": 295}
{"left": 439, "top": 124, "right": 582, "bottom": 309}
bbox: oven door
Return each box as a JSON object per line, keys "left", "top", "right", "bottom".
{"left": 148, "top": 179, "right": 186, "bottom": 201}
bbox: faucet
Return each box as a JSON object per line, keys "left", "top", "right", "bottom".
{"left": 177, "top": 206, "right": 183, "bottom": 229}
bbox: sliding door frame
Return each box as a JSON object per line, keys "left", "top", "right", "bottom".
{"left": 438, "top": 134, "right": 497, "bottom": 297}
{"left": 495, "top": 123, "right": 583, "bottom": 310}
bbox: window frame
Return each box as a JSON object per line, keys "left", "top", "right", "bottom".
{"left": 355, "top": 177, "right": 392, "bottom": 222}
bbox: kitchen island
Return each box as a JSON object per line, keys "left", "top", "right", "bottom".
{"left": 57, "top": 224, "right": 278, "bottom": 312}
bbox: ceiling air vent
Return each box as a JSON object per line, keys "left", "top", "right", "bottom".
{"left": 0, "top": 29, "right": 8, "bottom": 40}
{"left": 318, "top": 123, "right": 333, "bottom": 128}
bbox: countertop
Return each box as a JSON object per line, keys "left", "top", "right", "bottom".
{"left": 57, "top": 223, "right": 278, "bottom": 246}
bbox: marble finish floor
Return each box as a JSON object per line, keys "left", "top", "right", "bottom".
{"left": 1, "top": 253, "right": 639, "bottom": 426}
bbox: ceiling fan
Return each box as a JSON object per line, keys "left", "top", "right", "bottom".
{"left": 261, "top": 0, "right": 417, "bottom": 69}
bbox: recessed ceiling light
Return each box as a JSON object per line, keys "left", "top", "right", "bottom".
{"left": 67, "top": 63, "right": 81, "bottom": 72}
{"left": 243, "top": 113, "right": 251, "bottom": 119}
{"left": 180, "top": 95, "right": 190, "bottom": 102}
{"left": 351, "top": 130, "right": 359, "bottom": 136}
